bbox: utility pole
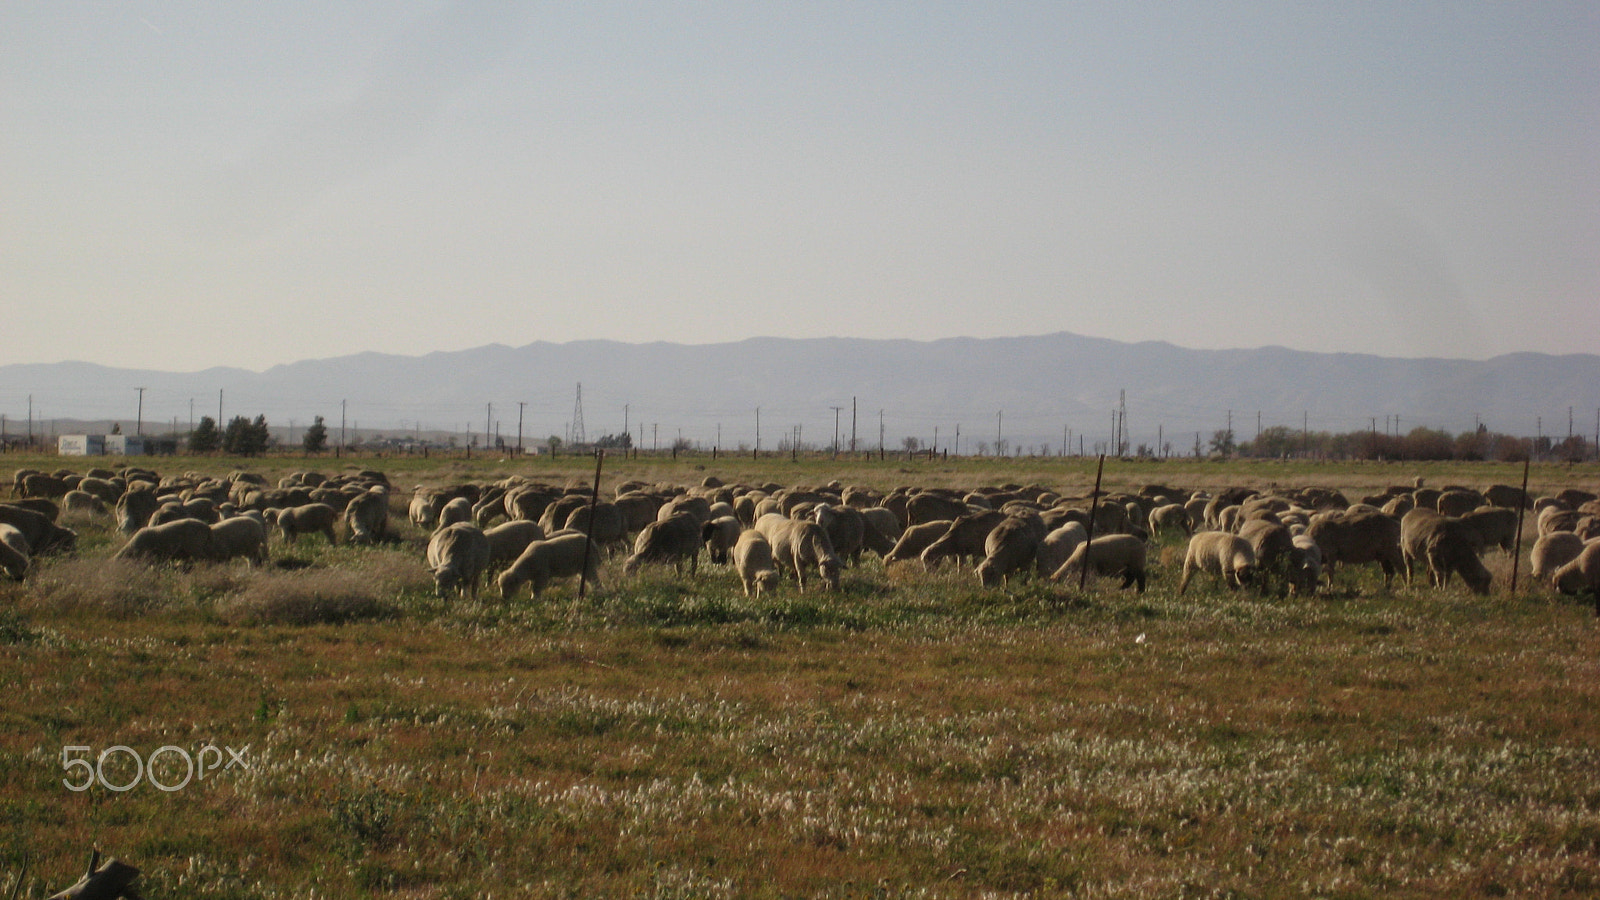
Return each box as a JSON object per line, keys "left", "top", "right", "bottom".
{"left": 831, "top": 406, "right": 844, "bottom": 456}
{"left": 755, "top": 407, "right": 760, "bottom": 453}
{"left": 954, "top": 423, "right": 960, "bottom": 456}
{"left": 135, "top": 386, "right": 146, "bottom": 436}
{"left": 996, "top": 410, "right": 1003, "bottom": 452}
{"left": 189, "top": 398, "right": 194, "bottom": 437}
{"left": 850, "top": 397, "right": 857, "bottom": 453}
{"left": 341, "top": 399, "right": 347, "bottom": 452}
{"left": 218, "top": 389, "right": 223, "bottom": 430}
{"left": 879, "top": 410, "right": 885, "bottom": 457}
{"left": 517, "top": 402, "right": 526, "bottom": 454}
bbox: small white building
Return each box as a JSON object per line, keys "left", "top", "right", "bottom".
{"left": 105, "top": 435, "right": 145, "bottom": 455}
{"left": 58, "top": 434, "right": 107, "bottom": 456}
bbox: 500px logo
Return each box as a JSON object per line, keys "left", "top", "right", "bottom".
{"left": 61, "top": 744, "right": 250, "bottom": 792}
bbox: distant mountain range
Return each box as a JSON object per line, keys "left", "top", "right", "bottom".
{"left": 2, "top": 333, "right": 1597, "bottom": 452}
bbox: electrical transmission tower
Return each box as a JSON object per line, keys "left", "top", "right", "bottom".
{"left": 571, "top": 383, "right": 587, "bottom": 446}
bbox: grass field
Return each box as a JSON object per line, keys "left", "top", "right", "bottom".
{"left": 3, "top": 452, "right": 1599, "bottom": 898}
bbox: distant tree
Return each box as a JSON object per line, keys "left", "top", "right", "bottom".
{"left": 546, "top": 435, "right": 563, "bottom": 455}
{"left": 1209, "top": 429, "right": 1236, "bottom": 458}
{"left": 222, "top": 414, "right": 271, "bottom": 456}
{"left": 593, "top": 432, "right": 633, "bottom": 450}
{"left": 901, "top": 436, "right": 921, "bottom": 453}
{"left": 189, "top": 416, "right": 220, "bottom": 454}
{"left": 303, "top": 416, "right": 328, "bottom": 454}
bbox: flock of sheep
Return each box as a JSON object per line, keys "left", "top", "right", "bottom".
{"left": 4, "top": 465, "right": 1600, "bottom": 607}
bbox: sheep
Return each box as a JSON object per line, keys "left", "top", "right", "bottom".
{"left": 1400, "top": 510, "right": 1491, "bottom": 595}
{"left": 427, "top": 522, "right": 492, "bottom": 599}
{"left": 114, "top": 519, "right": 214, "bottom": 565}
{"left": 407, "top": 490, "right": 444, "bottom": 528}
{"left": 624, "top": 513, "right": 703, "bottom": 576}
{"left": 483, "top": 520, "right": 547, "bottom": 571}
{"left": 272, "top": 502, "right": 340, "bottom": 546}
{"left": 1051, "top": 534, "right": 1148, "bottom": 593}
{"left": 436, "top": 496, "right": 476, "bottom": 530}
{"left": 1482, "top": 484, "right": 1531, "bottom": 510}
{"left": 882, "top": 520, "right": 955, "bottom": 568}
{"left": 1436, "top": 489, "right": 1486, "bottom": 518}
{"left": 657, "top": 495, "right": 713, "bottom": 526}
{"left": 812, "top": 504, "right": 868, "bottom": 566}
{"left": 701, "top": 515, "right": 743, "bottom": 566}
{"left": 564, "top": 502, "right": 630, "bottom": 555}
{"left": 498, "top": 533, "right": 602, "bottom": 600}
{"left": 1289, "top": 534, "right": 1324, "bottom": 595}
{"left": 615, "top": 491, "right": 666, "bottom": 534}
{"left": 0, "top": 504, "right": 76, "bottom": 555}
{"left": 60, "top": 490, "right": 108, "bottom": 517}
{"left": 1034, "top": 522, "right": 1088, "bottom": 579}
{"left": 1147, "top": 503, "right": 1193, "bottom": 540}
{"left": 1305, "top": 508, "right": 1404, "bottom": 588}
{"left": 20, "top": 473, "right": 72, "bottom": 499}
{"left": 1551, "top": 540, "right": 1600, "bottom": 603}
{"left": 344, "top": 488, "right": 390, "bottom": 545}
{"left": 210, "top": 515, "right": 269, "bottom": 567}
{"left": 920, "top": 510, "right": 1006, "bottom": 572}
{"left": 975, "top": 512, "right": 1046, "bottom": 588}
{"left": 1459, "top": 506, "right": 1519, "bottom": 555}
{"left": 732, "top": 530, "right": 781, "bottom": 597}
{"left": 906, "top": 492, "right": 968, "bottom": 526}
{"left": 1531, "top": 532, "right": 1587, "bottom": 580}
{"left": 1538, "top": 507, "right": 1582, "bottom": 537}
{"left": 754, "top": 514, "right": 843, "bottom": 592}
{"left": 1178, "top": 532, "right": 1256, "bottom": 594}
{"left": 0, "top": 524, "right": 29, "bottom": 580}
{"left": 860, "top": 507, "right": 903, "bottom": 543}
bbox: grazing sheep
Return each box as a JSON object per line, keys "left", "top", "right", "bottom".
{"left": 1436, "top": 489, "right": 1486, "bottom": 518}
{"left": 701, "top": 515, "right": 743, "bottom": 566}
{"left": 657, "top": 495, "right": 713, "bottom": 527}
{"left": 906, "top": 492, "right": 968, "bottom": 526}
{"left": 1551, "top": 541, "right": 1600, "bottom": 601}
{"left": 1035, "top": 522, "right": 1088, "bottom": 578}
{"left": 920, "top": 510, "right": 1006, "bottom": 572}
{"left": 437, "top": 496, "right": 475, "bottom": 530}
{"left": 483, "top": 520, "right": 547, "bottom": 571}
{"left": 1482, "top": 484, "right": 1531, "bottom": 510}
{"left": 1051, "top": 534, "right": 1148, "bottom": 593}
{"left": 427, "top": 523, "right": 492, "bottom": 599}
{"left": 409, "top": 489, "right": 446, "bottom": 529}
{"left": 1538, "top": 507, "right": 1582, "bottom": 537}
{"left": 564, "top": 502, "right": 629, "bottom": 555}
{"left": 0, "top": 504, "right": 76, "bottom": 555}
{"left": 210, "top": 516, "right": 269, "bottom": 567}
{"left": 860, "top": 507, "right": 903, "bottom": 543}
{"left": 344, "top": 489, "right": 390, "bottom": 545}
{"left": 754, "top": 515, "right": 843, "bottom": 592}
{"left": 883, "top": 520, "right": 955, "bottom": 568}
{"left": 60, "top": 490, "right": 108, "bottom": 516}
{"left": 1238, "top": 518, "right": 1296, "bottom": 593}
{"left": 20, "top": 473, "right": 73, "bottom": 500}
{"left": 624, "top": 513, "right": 703, "bottom": 576}
{"left": 975, "top": 512, "right": 1046, "bottom": 588}
{"left": 113, "top": 487, "right": 160, "bottom": 536}
{"left": 272, "top": 502, "right": 340, "bottom": 546}
{"left": 732, "top": 530, "right": 781, "bottom": 597}
{"left": 1401, "top": 510, "right": 1491, "bottom": 595}
{"left": 0, "top": 524, "right": 29, "bottom": 580}
{"left": 813, "top": 504, "right": 868, "bottom": 566}
{"left": 1305, "top": 508, "right": 1404, "bottom": 588}
{"left": 498, "top": 533, "right": 602, "bottom": 600}
{"left": 114, "top": 519, "right": 214, "bottom": 565}
{"left": 1147, "top": 503, "right": 1193, "bottom": 539}
{"left": 1531, "top": 532, "right": 1586, "bottom": 580}
{"left": 1459, "top": 506, "right": 1519, "bottom": 555}
{"left": 615, "top": 491, "right": 666, "bottom": 534}
{"left": 1288, "top": 534, "right": 1324, "bottom": 595}
{"left": 1178, "top": 532, "right": 1256, "bottom": 594}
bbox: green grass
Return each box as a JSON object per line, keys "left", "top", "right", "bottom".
{"left": 1, "top": 454, "right": 1598, "bottom": 897}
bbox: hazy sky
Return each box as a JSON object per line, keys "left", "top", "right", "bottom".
{"left": 4, "top": 1, "right": 1596, "bottom": 373}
